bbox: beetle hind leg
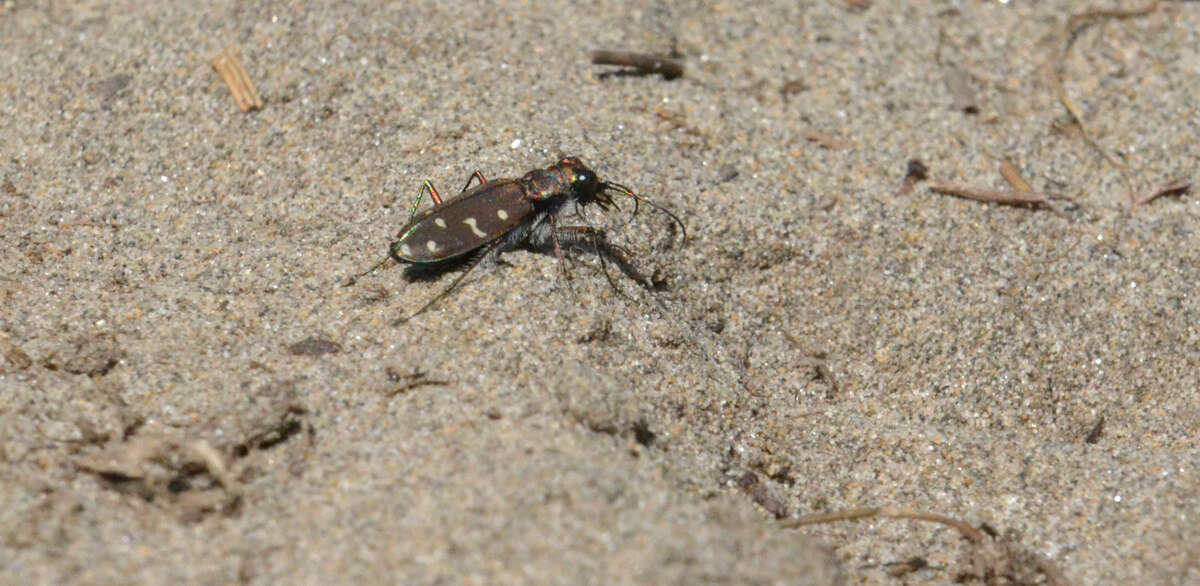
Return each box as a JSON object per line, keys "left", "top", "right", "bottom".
{"left": 404, "top": 180, "right": 444, "bottom": 222}
{"left": 343, "top": 253, "right": 394, "bottom": 287}
{"left": 392, "top": 239, "right": 506, "bottom": 325}
{"left": 406, "top": 169, "right": 487, "bottom": 223}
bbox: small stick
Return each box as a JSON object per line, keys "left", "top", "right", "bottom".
{"left": 1132, "top": 177, "right": 1191, "bottom": 206}
{"left": 781, "top": 507, "right": 1072, "bottom": 586}
{"left": 802, "top": 128, "right": 846, "bottom": 151}
{"left": 650, "top": 106, "right": 706, "bottom": 138}
{"left": 998, "top": 160, "right": 1033, "bottom": 192}
{"left": 1064, "top": 1, "right": 1161, "bottom": 39}
{"left": 928, "top": 181, "right": 1064, "bottom": 207}
{"left": 590, "top": 50, "right": 684, "bottom": 80}
{"left": 385, "top": 370, "right": 449, "bottom": 397}
{"left": 782, "top": 506, "right": 985, "bottom": 541}
{"left": 1050, "top": 1, "right": 1160, "bottom": 203}
{"left": 212, "top": 48, "right": 263, "bottom": 112}
{"left": 1084, "top": 415, "right": 1105, "bottom": 444}
{"left": 779, "top": 79, "right": 808, "bottom": 102}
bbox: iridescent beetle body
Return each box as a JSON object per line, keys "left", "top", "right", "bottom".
{"left": 354, "top": 157, "right": 685, "bottom": 323}
{"left": 393, "top": 158, "right": 600, "bottom": 263}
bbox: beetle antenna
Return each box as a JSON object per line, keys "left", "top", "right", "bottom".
{"left": 600, "top": 181, "right": 640, "bottom": 230}
{"left": 602, "top": 181, "right": 687, "bottom": 245}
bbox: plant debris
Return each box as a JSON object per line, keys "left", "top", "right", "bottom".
{"left": 212, "top": 47, "right": 263, "bottom": 112}
{"left": 591, "top": 50, "right": 684, "bottom": 80}
{"left": 928, "top": 181, "right": 1067, "bottom": 208}
{"left": 782, "top": 507, "right": 1072, "bottom": 585}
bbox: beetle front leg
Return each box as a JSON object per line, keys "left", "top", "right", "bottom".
{"left": 554, "top": 226, "right": 652, "bottom": 297}
{"left": 393, "top": 238, "right": 506, "bottom": 325}
{"left": 548, "top": 213, "right": 565, "bottom": 264}
{"left": 547, "top": 213, "right": 575, "bottom": 288}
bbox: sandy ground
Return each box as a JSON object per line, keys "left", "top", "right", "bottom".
{"left": 2, "top": 0, "right": 1198, "bottom": 584}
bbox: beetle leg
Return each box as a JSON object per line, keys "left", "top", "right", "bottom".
{"left": 546, "top": 213, "right": 576, "bottom": 289}
{"left": 406, "top": 180, "right": 444, "bottom": 222}
{"left": 393, "top": 239, "right": 505, "bottom": 325}
{"left": 548, "top": 213, "right": 565, "bottom": 263}
{"left": 425, "top": 181, "right": 443, "bottom": 206}
{"left": 407, "top": 169, "right": 486, "bottom": 223}
{"left": 459, "top": 170, "right": 487, "bottom": 192}
{"left": 344, "top": 253, "right": 394, "bottom": 286}
{"left": 555, "top": 226, "right": 650, "bottom": 298}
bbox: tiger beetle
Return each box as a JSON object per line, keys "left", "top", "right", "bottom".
{"left": 352, "top": 156, "right": 686, "bottom": 324}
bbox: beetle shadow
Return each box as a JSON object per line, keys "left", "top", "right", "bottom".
{"left": 399, "top": 253, "right": 480, "bottom": 282}
{"left": 393, "top": 234, "right": 664, "bottom": 298}
{"left": 520, "top": 234, "right": 662, "bottom": 296}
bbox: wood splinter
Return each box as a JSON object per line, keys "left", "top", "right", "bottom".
{"left": 998, "top": 160, "right": 1033, "bottom": 193}
{"left": 590, "top": 50, "right": 684, "bottom": 80}
{"left": 212, "top": 48, "right": 263, "bottom": 112}
{"left": 1132, "top": 178, "right": 1192, "bottom": 207}
{"left": 928, "top": 181, "right": 1068, "bottom": 208}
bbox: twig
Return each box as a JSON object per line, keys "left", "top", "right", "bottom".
{"left": 1049, "top": 1, "right": 1161, "bottom": 203}
{"left": 649, "top": 106, "right": 708, "bottom": 138}
{"left": 802, "top": 128, "right": 846, "bottom": 151}
{"left": 998, "top": 160, "right": 1033, "bottom": 193}
{"left": 929, "top": 181, "right": 1065, "bottom": 207}
{"left": 384, "top": 369, "right": 449, "bottom": 397}
{"left": 1084, "top": 415, "right": 1106, "bottom": 444}
{"left": 1132, "top": 177, "right": 1192, "bottom": 206}
{"left": 781, "top": 507, "right": 1073, "bottom": 586}
{"left": 590, "top": 50, "right": 684, "bottom": 80}
{"left": 782, "top": 506, "right": 984, "bottom": 541}
{"left": 779, "top": 79, "right": 808, "bottom": 102}
{"left": 212, "top": 48, "right": 263, "bottom": 112}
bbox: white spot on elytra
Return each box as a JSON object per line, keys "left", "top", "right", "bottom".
{"left": 426, "top": 240, "right": 438, "bottom": 252}
{"left": 462, "top": 217, "right": 486, "bottom": 237}
{"left": 496, "top": 209, "right": 509, "bottom": 220}
{"left": 399, "top": 243, "right": 412, "bottom": 256}
{"left": 434, "top": 217, "right": 447, "bottom": 228}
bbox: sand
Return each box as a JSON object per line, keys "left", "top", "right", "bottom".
{"left": 2, "top": 1, "right": 1198, "bottom": 583}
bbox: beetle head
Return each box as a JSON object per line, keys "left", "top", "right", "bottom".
{"left": 557, "top": 157, "right": 613, "bottom": 210}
